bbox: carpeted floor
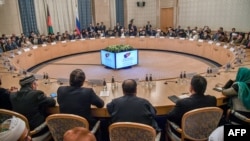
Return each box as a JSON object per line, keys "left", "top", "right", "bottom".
{"left": 32, "top": 50, "right": 217, "bottom": 83}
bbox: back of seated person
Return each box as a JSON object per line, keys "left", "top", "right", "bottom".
{"left": 107, "top": 79, "right": 161, "bottom": 132}
{"left": 208, "top": 125, "right": 224, "bottom": 141}
{"left": 57, "top": 69, "right": 104, "bottom": 129}
{"left": 10, "top": 75, "right": 56, "bottom": 137}
{"left": 63, "top": 127, "right": 96, "bottom": 141}
{"left": 0, "top": 116, "right": 32, "bottom": 141}
{"left": 222, "top": 67, "right": 250, "bottom": 124}
{"left": 0, "top": 85, "right": 12, "bottom": 110}
{"left": 166, "top": 75, "right": 217, "bottom": 137}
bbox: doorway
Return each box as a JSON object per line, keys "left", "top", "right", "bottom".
{"left": 160, "top": 8, "right": 174, "bottom": 32}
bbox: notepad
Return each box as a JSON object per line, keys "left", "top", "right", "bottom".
{"left": 168, "top": 95, "right": 180, "bottom": 103}
{"left": 100, "top": 91, "right": 109, "bottom": 97}
{"left": 168, "top": 94, "right": 190, "bottom": 103}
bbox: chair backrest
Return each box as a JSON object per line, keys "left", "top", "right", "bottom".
{"left": 46, "top": 113, "right": 89, "bottom": 141}
{"left": 181, "top": 107, "right": 223, "bottom": 141}
{"left": 0, "top": 109, "right": 52, "bottom": 141}
{"left": 0, "top": 109, "right": 30, "bottom": 130}
{"left": 109, "top": 122, "right": 156, "bottom": 141}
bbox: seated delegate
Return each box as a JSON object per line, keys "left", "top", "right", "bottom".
{"left": 107, "top": 79, "right": 161, "bottom": 132}
{"left": 222, "top": 67, "right": 250, "bottom": 124}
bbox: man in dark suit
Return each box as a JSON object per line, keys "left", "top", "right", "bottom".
{"left": 167, "top": 75, "right": 216, "bottom": 135}
{"left": 107, "top": 79, "right": 161, "bottom": 132}
{"left": 10, "top": 75, "right": 56, "bottom": 137}
{"left": 0, "top": 86, "right": 12, "bottom": 110}
{"left": 57, "top": 69, "right": 104, "bottom": 129}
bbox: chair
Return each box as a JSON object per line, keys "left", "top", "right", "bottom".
{"left": 166, "top": 107, "right": 223, "bottom": 141}
{"left": 0, "top": 109, "right": 51, "bottom": 141}
{"left": 46, "top": 113, "right": 100, "bottom": 141}
{"left": 109, "top": 122, "right": 161, "bottom": 141}
{"left": 226, "top": 109, "right": 250, "bottom": 125}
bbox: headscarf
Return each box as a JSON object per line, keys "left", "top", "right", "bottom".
{"left": 0, "top": 116, "right": 26, "bottom": 141}
{"left": 235, "top": 67, "right": 250, "bottom": 109}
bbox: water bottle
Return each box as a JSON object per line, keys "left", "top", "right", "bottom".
{"left": 145, "top": 74, "right": 149, "bottom": 86}
{"left": 149, "top": 74, "right": 152, "bottom": 81}
{"left": 111, "top": 76, "right": 115, "bottom": 88}
{"left": 207, "top": 67, "right": 210, "bottom": 74}
{"left": 103, "top": 78, "right": 107, "bottom": 91}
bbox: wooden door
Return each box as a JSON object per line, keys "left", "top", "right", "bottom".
{"left": 160, "top": 8, "right": 174, "bottom": 32}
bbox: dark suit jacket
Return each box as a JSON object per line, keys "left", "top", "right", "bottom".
{"left": 57, "top": 86, "right": 104, "bottom": 128}
{"left": 167, "top": 94, "right": 217, "bottom": 127}
{"left": 107, "top": 95, "right": 161, "bottom": 132}
{"left": 0, "top": 87, "right": 12, "bottom": 110}
{"left": 10, "top": 86, "right": 56, "bottom": 130}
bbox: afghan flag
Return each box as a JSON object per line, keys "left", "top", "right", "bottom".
{"left": 47, "top": 5, "right": 54, "bottom": 34}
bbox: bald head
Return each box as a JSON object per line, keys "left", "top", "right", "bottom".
{"left": 63, "top": 127, "right": 96, "bottom": 141}
{"left": 122, "top": 79, "right": 137, "bottom": 95}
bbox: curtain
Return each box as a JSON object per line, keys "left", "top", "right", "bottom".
{"left": 34, "top": 0, "right": 77, "bottom": 35}
{"left": 78, "top": 0, "right": 92, "bottom": 29}
{"left": 115, "top": 0, "right": 124, "bottom": 27}
{"left": 18, "top": 0, "right": 39, "bottom": 36}
{"left": 109, "top": 0, "right": 116, "bottom": 29}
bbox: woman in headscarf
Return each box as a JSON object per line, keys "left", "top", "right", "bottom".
{"left": 222, "top": 67, "right": 250, "bottom": 124}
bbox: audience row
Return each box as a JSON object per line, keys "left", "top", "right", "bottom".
{"left": 1, "top": 23, "right": 250, "bottom": 52}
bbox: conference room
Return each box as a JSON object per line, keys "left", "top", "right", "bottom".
{"left": 1, "top": 0, "right": 250, "bottom": 141}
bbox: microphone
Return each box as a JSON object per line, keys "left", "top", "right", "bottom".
{"left": 164, "top": 80, "right": 178, "bottom": 84}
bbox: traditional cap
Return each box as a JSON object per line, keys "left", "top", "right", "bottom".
{"left": 0, "top": 116, "right": 26, "bottom": 141}
{"left": 19, "top": 75, "right": 36, "bottom": 86}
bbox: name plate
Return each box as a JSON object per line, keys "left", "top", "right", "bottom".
{"left": 23, "top": 48, "right": 30, "bottom": 52}
{"left": 198, "top": 39, "right": 204, "bottom": 42}
{"left": 16, "top": 50, "right": 22, "bottom": 55}
{"left": 51, "top": 42, "right": 56, "bottom": 45}
{"left": 208, "top": 40, "right": 213, "bottom": 44}
{"left": 100, "top": 91, "right": 110, "bottom": 97}
{"left": 216, "top": 43, "right": 221, "bottom": 46}
{"left": 229, "top": 47, "right": 235, "bottom": 52}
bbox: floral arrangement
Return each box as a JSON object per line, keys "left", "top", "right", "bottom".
{"left": 104, "top": 44, "right": 134, "bottom": 53}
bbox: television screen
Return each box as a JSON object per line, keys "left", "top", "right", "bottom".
{"left": 115, "top": 50, "right": 138, "bottom": 69}
{"left": 100, "top": 49, "right": 138, "bottom": 69}
{"left": 100, "top": 50, "right": 116, "bottom": 69}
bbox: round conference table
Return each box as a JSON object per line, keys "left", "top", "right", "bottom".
{"left": 0, "top": 37, "right": 246, "bottom": 117}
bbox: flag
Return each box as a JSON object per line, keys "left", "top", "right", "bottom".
{"left": 75, "top": 5, "right": 81, "bottom": 35}
{"left": 47, "top": 5, "right": 53, "bottom": 34}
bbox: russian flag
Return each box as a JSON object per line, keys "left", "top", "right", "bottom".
{"left": 75, "top": 5, "right": 81, "bottom": 35}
